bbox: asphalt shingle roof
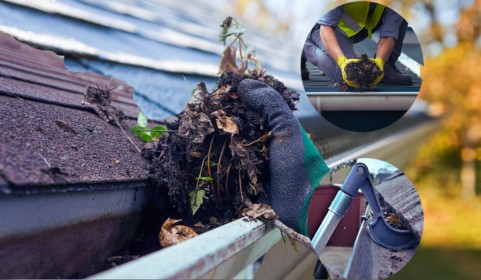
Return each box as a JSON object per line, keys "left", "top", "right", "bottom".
{"left": 0, "top": 33, "right": 149, "bottom": 193}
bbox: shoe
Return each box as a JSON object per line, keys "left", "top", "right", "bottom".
{"left": 301, "top": 56, "right": 309, "bottom": 80}
{"left": 381, "top": 62, "right": 413, "bottom": 85}
{"left": 301, "top": 68, "right": 310, "bottom": 80}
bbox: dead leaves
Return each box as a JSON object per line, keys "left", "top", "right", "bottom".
{"left": 178, "top": 111, "right": 214, "bottom": 144}
{"left": 219, "top": 45, "right": 238, "bottom": 74}
{"left": 212, "top": 109, "right": 239, "bottom": 135}
{"left": 82, "top": 84, "right": 123, "bottom": 124}
{"left": 159, "top": 218, "right": 198, "bottom": 248}
{"left": 242, "top": 203, "right": 278, "bottom": 220}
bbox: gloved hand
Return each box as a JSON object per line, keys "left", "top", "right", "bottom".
{"left": 337, "top": 55, "right": 361, "bottom": 88}
{"left": 369, "top": 57, "right": 385, "bottom": 88}
{"left": 237, "top": 79, "right": 330, "bottom": 236}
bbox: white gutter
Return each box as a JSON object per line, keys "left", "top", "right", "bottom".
{"left": 91, "top": 119, "right": 440, "bottom": 279}
{"left": 307, "top": 92, "right": 418, "bottom": 111}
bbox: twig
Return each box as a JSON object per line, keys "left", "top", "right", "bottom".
{"left": 273, "top": 220, "right": 313, "bottom": 250}
{"left": 217, "top": 138, "right": 228, "bottom": 197}
{"left": 243, "top": 131, "right": 272, "bottom": 147}
{"left": 207, "top": 136, "right": 215, "bottom": 197}
{"left": 195, "top": 156, "right": 208, "bottom": 191}
{"left": 242, "top": 198, "right": 313, "bottom": 250}
{"left": 239, "top": 37, "right": 248, "bottom": 50}
{"left": 114, "top": 118, "right": 141, "bottom": 153}
{"left": 239, "top": 39, "right": 244, "bottom": 72}
{"left": 37, "top": 152, "right": 51, "bottom": 168}
{"left": 238, "top": 169, "right": 244, "bottom": 202}
{"left": 225, "top": 161, "right": 232, "bottom": 195}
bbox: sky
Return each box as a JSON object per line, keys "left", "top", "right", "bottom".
{"left": 357, "top": 158, "right": 400, "bottom": 175}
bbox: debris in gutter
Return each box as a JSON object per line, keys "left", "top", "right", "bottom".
{"left": 142, "top": 17, "right": 300, "bottom": 236}
{"left": 242, "top": 199, "right": 313, "bottom": 251}
{"left": 377, "top": 192, "right": 408, "bottom": 231}
{"left": 159, "top": 218, "right": 198, "bottom": 248}
{"left": 106, "top": 255, "right": 140, "bottom": 268}
{"left": 343, "top": 54, "right": 383, "bottom": 91}
{"left": 242, "top": 203, "right": 277, "bottom": 220}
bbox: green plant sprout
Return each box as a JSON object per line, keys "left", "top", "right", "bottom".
{"left": 130, "top": 111, "right": 167, "bottom": 142}
{"left": 189, "top": 156, "right": 210, "bottom": 215}
{"left": 218, "top": 16, "right": 262, "bottom": 75}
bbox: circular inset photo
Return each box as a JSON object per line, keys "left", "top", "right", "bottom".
{"left": 301, "top": 1, "right": 423, "bottom": 132}
{"left": 307, "top": 158, "right": 423, "bottom": 279}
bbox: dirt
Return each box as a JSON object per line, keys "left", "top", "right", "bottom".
{"left": 377, "top": 192, "right": 408, "bottom": 230}
{"left": 344, "top": 54, "right": 383, "bottom": 90}
{"left": 143, "top": 70, "right": 299, "bottom": 227}
{"left": 82, "top": 83, "right": 125, "bottom": 124}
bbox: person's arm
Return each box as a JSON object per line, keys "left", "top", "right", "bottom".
{"left": 320, "top": 25, "right": 361, "bottom": 88}
{"left": 368, "top": 7, "right": 402, "bottom": 88}
{"left": 320, "top": 25, "right": 344, "bottom": 61}
{"left": 377, "top": 7, "right": 403, "bottom": 61}
{"left": 375, "top": 36, "right": 395, "bottom": 62}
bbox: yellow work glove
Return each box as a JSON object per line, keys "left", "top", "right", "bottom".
{"left": 337, "top": 55, "right": 361, "bottom": 88}
{"left": 369, "top": 57, "right": 385, "bottom": 88}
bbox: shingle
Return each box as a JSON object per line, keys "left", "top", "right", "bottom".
{"left": 0, "top": 33, "right": 149, "bottom": 193}
{"left": 0, "top": 34, "right": 139, "bottom": 118}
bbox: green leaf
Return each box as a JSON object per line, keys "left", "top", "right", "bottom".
{"left": 151, "top": 125, "right": 167, "bottom": 138}
{"left": 130, "top": 125, "right": 145, "bottom": 136}
{"left": 140, "top": 133, "right": 153, "bottom": 142}
{"left": 137, "top": 111, "right": 148, "bottom": 128}
{"left": 225, "top": 28, "right": 245, "bottom": 38}
{"left": 189, "top": 189, "right": 208, "bottom": 215}
{"left": 196, "top": 176, "right": 213, "bottom": 181}
{"left": 210, "top": 162, "right": 218, "bottom": 167}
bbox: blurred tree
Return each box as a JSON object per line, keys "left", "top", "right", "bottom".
{"left": 329, "top": 0, "right": 481, "bottom": 199}
{"left": 419, "top": 0, "right": 481, "bottom": 199}
{"left": 233, "top": 0, "right": 290, "bottom": 34}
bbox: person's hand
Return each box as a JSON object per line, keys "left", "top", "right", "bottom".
{"left": 237, "top": 79, "right": 330, "bottom": 236}
{"left": 337, "top": 55, "right": 361, "bottom": 88}
{"left": 369, "top": 57, "right": 385, "bottom": 87}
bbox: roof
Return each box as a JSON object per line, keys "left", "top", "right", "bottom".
{"left": 0, "top": 33, "right": 149, "bottom": 194}
{"left": 0, "top": 0, "right": 437, "bottom": 160}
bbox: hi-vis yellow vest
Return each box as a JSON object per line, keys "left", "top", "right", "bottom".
{"left": 338, "top": 2, "right": 385, "bottom": 38}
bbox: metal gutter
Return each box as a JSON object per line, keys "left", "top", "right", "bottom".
{"left": 0, "top": 185, "right": 156, "bottom": 278}
{"left": 307, "top": 92, "right": 418, "bottom": 111}
{"left": 91, "top": 219, "right": 280, "bottom": 279}
{"left": 0, "top": 186, "right": 149, "bottom": 239}
{"left": 90, "top": 118, "right": 440, "bottom": 279}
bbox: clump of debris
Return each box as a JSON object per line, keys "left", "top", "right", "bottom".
{"left": 142, "top": 17, "right": 299, "bottom": 240}
{"left": 343, "top": 54, "right": 383, "bottom": 90}
{"left": 377, "top": 192, "right": 408, "bottom": 231}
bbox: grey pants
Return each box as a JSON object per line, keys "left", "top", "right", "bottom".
{"left": 302, "top": 21, "right": 407, "bottom": 84}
